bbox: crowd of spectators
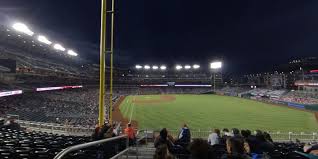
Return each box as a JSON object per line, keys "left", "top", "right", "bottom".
{"left": 0, "top": 88, "right": 118, "bottom": 128}
{"left": 279, "top": 91, "right": 318, "bottom": 105}
{"left": 220, "top": 87, "right": 318, "bottom": 105}
{"left": 153, "top": 125, "right": 317, "bottom": 159}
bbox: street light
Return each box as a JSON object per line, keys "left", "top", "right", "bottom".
{"left": 210, "top": 61, "right": 222, "bottom": 92}
{"left": 12, "top": 23, "right": 34, "bottom": 36}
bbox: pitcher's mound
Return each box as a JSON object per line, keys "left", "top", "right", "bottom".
{"left": 133, "top": 95, "right": 176, "bottom": 104}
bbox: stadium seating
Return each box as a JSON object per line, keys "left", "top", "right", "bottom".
{"left": 0, "top": 126, "right": 130, "bottom": 159}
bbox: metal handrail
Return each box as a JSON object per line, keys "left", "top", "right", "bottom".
{"left": 109, "top": 129, "right": 149, "bottom": 159}
{"left": 53, "top": 135, "right": 128, "bottom": 159}
{"left": 110, "top": 148, "right": 130, "bottom": 159}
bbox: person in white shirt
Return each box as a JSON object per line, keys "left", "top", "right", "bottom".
{"left": 208, "top": 129, "right": 221, "bottom": 146}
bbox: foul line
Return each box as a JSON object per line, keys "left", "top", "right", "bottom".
{"left": 129, "top": 96, "right": 136, "bottom": 123}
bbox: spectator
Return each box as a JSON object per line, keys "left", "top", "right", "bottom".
{"left": 154, "top": 144, "right": 174, "bottom": 159}
{"left": 92, "top": 124, "right": 101, "bottom": 141}
{"left": 220, "top": 128, "right": 232, "bottom": 145}
{"left": 3, "top": 119, "right": 21, "bottom": 131}
{"left": 208, "top": 128, "right": 221, "bottom": 146}
{"left": 176, "top": 124, "right": 191, "bottom": 145}
{"left": 232, "top": 128, "right": 241, "bottom": 137}
{"left": 241, "top": 130, "right": 249, "bottom": 139}
{"left": 222, "top": 137, "right": 251, "bottom": 159}
{"left": 255, "top": 131, "right": 274, "bottom": 154}
{"left": 263, "top": 132, "right": 273, "bottom": 143}
{"left": 124, "top": 123, "right": 136, "bottom": 145}
{"left": 154, "top": 128, "right": 174, "bottom": 151}
{"left": 188, "top": 138, "right": 216, "bottom": 159}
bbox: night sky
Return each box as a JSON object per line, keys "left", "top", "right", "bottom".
{"left": 1, "top": 0, "right": 318, "bottom": 74}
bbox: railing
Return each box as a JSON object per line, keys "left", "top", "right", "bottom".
{"left": 54, "top": 135, "right": 128, "bottom": 159}
{"left": 110, "top": 129, "right": 150, "bottom": 159}
{"left": 165, "top": 130, "right": 318, "bottom": 142}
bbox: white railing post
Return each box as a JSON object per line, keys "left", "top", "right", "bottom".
{"left": 288, "top": 132, "right": 292, "bottom": 141}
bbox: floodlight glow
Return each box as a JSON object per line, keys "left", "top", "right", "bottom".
{"left": 53, "top": 43, "right": 66, "bottom": 51}
{"left": 135, "top": 65, "right": 142, "bottom": 69}
{"left": 38, "top": 35, "right": 52, "bottom": 45}
{"left": 67, "top": 50, "right": 78, "bottom": 56}
{"left": 184, "top": 65, "right": 191, "bottom": 69}
{"left": 160, "top": 65, "right": 167, "bottom": 70}
{"left": 12, "top": 23, "right": 34, "bottom": 36}
{"left": 144, "top": 65, "right": 150, "bottom": 70}
{"left": 210, "top": 61, "right": 222, "bottom": 69}
{"left": 193, "top": 64, "right": 200, "bottom": 69}
{"left": 152, "top": 66, "right": 159, "bottom": 70}
{"left": 176, "top": 65, "right": 183, "bottom": 70}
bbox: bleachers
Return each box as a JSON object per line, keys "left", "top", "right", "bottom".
{"left": 0, "top": 127, "right": 91, "bottom": 159}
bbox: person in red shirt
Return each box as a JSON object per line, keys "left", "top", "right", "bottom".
{"left": 124, "top": 123, "right": 136, "bottom": 145}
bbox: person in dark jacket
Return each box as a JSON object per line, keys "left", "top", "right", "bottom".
{"left": 154, "top": 128, "right": 174, "bottom": 151}
{"left": 176, "top": 124, "right": 191, "bottom": 145}
{"left": 189, "top": 138, "right": 216, "bottom": 159}
{"left": 220, "top": 128, "right": 232, "bottom": 145}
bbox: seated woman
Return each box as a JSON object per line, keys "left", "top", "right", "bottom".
{"left": 154, "top": 128, "right": 175, "bottom": 151}
{"left": 222, "top": 137, "right": 251, "bottom": 159}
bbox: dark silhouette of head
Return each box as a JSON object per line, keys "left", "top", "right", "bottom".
{"left": 241, "top": 130, "right": 248, "bottom": 138}
{"left": 189, "top": 138, "right": 213, "bottom": 159}
{"left": 227, "top": 137, "right": 245, "bottom": 155}
{"left": 232, "top": 128, "right": 240, "bottom": 135}
{"left": 160, "top": 128, "right": 168, "bottom": 139}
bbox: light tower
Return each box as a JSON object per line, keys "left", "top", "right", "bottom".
{"left": 210, "top": 61, "right": 222, "bottom": 92}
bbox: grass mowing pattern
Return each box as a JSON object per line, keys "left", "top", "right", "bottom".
{"left": 119, "top": 95, "right": 318, "bottom": 132}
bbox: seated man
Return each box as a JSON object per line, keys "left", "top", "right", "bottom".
{"left": 208, "top": 129, "right": 221, "bottom": 146}
{"left": 175, "top": 124, "right": 191, "bottom": 147}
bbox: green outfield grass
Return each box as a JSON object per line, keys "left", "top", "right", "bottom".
{"left": 119, "top": 95, "right": 318, "bottom": 132}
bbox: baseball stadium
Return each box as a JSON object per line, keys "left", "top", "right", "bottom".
{"left": 1, "top": 0, "right": 318, "bottom": 159}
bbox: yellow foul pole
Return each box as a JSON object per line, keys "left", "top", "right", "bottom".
{"left": 99, "top": 0, "right": 107, "bottom": 127}
{"left": 109, "top": 0, "right": 115, "bottom": 125}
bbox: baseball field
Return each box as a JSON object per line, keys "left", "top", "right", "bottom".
{"left": 119, "top": 94, "right": 318, "bottom": 132}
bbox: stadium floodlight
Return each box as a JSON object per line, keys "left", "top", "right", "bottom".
{"left": 144, "top": 65, "right": 150, "bottom": 70}
{"left": 176, "top": 65, "right": 183, "bottom": 70}
{"left": 184, "top": 65, "right": 191, "bottom": 69}
{"left": 12, "top": 23, "right": 34, "bottom": 36}
{"left": 160, "top": 65, "right": 167, "bottom": 70}
{"left": 135, "top": 65, "right": 142, "bottom": 69}
{"left": 38, "top": 35, "right": 52, "bottom": 45}
{"left": 53, "top": 43, "right": 66, "bottom": 51}
{"left": 193, "top": 64, "right": 200, "bottom": 69}
{"left": 210, "top": 61, "right": 222, "bottom": 69}
{"left": 152, "top": 65, "right": 159, "bottom": 70}
{"left": 67, "top": 50, "right": 78, "bottom": 56}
